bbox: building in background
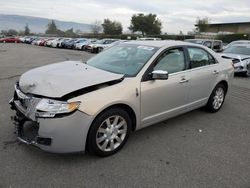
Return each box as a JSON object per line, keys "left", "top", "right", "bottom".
{"left": 205, "top": 22, "right": 250, "bottom": 34}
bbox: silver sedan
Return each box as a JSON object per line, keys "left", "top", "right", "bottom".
{"left": 10, "top": 41, "right": 234, "bottom": 156}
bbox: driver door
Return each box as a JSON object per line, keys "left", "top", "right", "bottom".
{"left": 140, "top": 47, "right": 190, "bottom": 127}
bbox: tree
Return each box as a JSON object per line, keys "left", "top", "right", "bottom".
{"left": 91, "top": 20, "right": 102, "bottom": 34}
{"left": 1, "top": 29, "right": 18, "bottom": 36}
{"left": 46, "top": 20, "right": 59, "bottom": 34}
{"left": 195, "top": 17, "right": 209, "bottom": 33}
{"left": 129, "top": 13, "right": 162, "bottom": 36}
{"left": 24, "top": 24, "right": 30, "bottom": 35}
{"left": 64, "top": 28, "right": 76, "bottom": 37}
{"left": 102, "top": 19, "right": 123, "bottom": 35}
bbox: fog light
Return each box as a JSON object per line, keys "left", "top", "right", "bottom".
{"left": 37, "top": 137, "right": 52, "bottom": 146}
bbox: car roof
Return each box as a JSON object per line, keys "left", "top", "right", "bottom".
{"left": 230, "top": 44, "right": 250, "bottom": 47}
{"left": 125, "top": 40, "right": 203, "bottom": 48}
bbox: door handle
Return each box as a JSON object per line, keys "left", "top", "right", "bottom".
{"left": 179, "top": 78, "right": 189, "bottom": 83}
{"left": 213, "top": 70, "right": 219, "bottom": 75}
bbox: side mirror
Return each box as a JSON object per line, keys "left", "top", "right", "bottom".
{"left": 151, "top": 70, "right": 169, "bottom": 80}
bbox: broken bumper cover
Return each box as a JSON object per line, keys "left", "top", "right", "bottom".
{"left": 10, "top": 108, "right": 93, "bottom": 153}
{"left": 9, "top": 86, "right": 94, "bottom": 153}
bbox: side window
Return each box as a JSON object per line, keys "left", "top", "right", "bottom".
{"left": 154, "top": 48, "right": 185, "bottom": 74}
{"left": 203, "top": 41, "right": 212, "bottom": 49}
{"left": 213, "top": 41, "right": 222, "bottom": 51}
{"left": 188, "top": 48, "right": 210, "bottom": 68}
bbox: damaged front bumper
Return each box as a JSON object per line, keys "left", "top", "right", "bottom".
{"left": 9, "top": 84, "right": 94, "bottom": 153}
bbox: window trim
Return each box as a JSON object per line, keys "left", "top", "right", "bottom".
{"left": 203, "top": 41, "right": 212, "bottom": 48}
{"left": 184, "top": 46, "right": 218, "bottom": 70}
{"left": 141, "top": 46, "right": 189, "bottom": 82}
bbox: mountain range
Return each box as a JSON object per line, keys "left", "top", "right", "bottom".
{"left": 0, "top": 14, "right": 92, "bottom": 33}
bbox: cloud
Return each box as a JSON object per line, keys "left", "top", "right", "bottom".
{"left": 1, "top": 0, "right": 250, "bottom": 33}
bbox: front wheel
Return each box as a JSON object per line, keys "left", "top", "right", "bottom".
{"left": 206, "top": 84, "right": 226, "bottom": 113}
{"left": 87, "top": 108, "right": 131, "bottom": 157}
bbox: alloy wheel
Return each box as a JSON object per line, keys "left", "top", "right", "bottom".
{"left": 96, "top": 115, "right": 127, "bottom": 152}
{"left": 213, "top": 87, "right": 225, "bottom": 110}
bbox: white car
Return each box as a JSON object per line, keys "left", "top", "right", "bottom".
{"left": 75, "top": 39, "right": 95, "bottom": 50}
{"left": 45, "top": 39, "right": 55, "bottom": 47}
{"left": 51, "top": 38, "right": 64, "bottom": 48}
{"left": 10, "top": 41, "right": 233, "bottom": 156}
{"left": 87, "top": 39, "right": 118, "bottom": 53}
{"left": 221, "top": 44, "right": 250, "bottom": 76}
{"left": 225, "top": 40, "right": 250, "bottom": 49}
{"left": 137, "top": 37, "right": 162, "bottom": 41}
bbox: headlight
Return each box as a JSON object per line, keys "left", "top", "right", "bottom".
{"left": 36, "top": 99, "right": 80, "bottom": 117}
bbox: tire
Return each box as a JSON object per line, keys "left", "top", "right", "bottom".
{"left": 206, "top": 83, "right": 226, "bottom": 113}
{"left": 244, "top": 64, "right": 250, "bottom": 77}
{"left": 98, "top": 47, "right": 103, "bottom": 53}
{"left": 87, "top": 108, "right": 132, "bottom": 157}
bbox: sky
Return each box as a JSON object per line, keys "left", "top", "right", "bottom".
{"left": 1, "top": 0, "right": 250, "bottom": 34}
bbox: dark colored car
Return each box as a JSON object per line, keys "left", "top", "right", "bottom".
{"left": 63, "top": 39, "right": 78, "bottom": 49}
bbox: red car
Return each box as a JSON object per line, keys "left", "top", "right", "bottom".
{"left": 0, "top": 37, "right": 20, "bottom": 43}
{"left": 39, "top": 38, "right": 50, "bottom": 46}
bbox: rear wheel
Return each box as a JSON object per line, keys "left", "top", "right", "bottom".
{"left": 87, "top": 108, "right": 131, "bottom": 157}
{"left": 206, "top": 84, "right": 226, "bottom": 113}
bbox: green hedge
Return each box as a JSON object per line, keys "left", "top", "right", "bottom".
{"left": 76, "top": 33, "right": 195, "bottom": 40}
{"left": 216, "top": 34, "right": 250, "bottom": 43}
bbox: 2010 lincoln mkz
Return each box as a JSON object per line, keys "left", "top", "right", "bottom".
{"left": 10, "top": 41, "right": 234, "bottom": 156}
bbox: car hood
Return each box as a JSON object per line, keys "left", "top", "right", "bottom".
{"left": 19, "top": 61, "right": 124, "bottom": 98}
{"left": 221, "top": 53, "right": 250, "bottom": 60}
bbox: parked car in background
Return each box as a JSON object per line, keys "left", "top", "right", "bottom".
{"left": 57, "top": 38, "right": 71, "bottom": 48}
{"left": 0, "top": 37, "right": 20, "bottom": 43}
{"left": 75, "top": 39, "right": 97, "bottom": 50}
{"left": 101, "top": 40, "right": 128, "bottom": 52}
{"left": 33, "top": 38, "right": 46, "bottom": 45}
{"left": 24, "top": 37, "right": 36, "bottom": 44}
{"left": 225, "top": 40, "right": 250, "bottom": 49}
{"left": 45, "top": 38, "right": 55, "bottom": 47}
{"left": 87, "top": 39, "right": 118, "bottom": 53}
{"left": 44, "top": 38, "right": 55, "bottom": 47}
{"left": 221, "top": 44, "right": 250, "bottom": 76}
{"left": 10, "top": 41, "right": 233, "bottom": 157}
{"left": 19, "top": 37, "right": 27, "bottom": 43}
{"left": 51, "top": 38, "right": 65, "bottom": 48}
{"left": 72, "top": 39, "right": 88, "bottom": 49}
{"left": 185, "top": 39, "right": 223, "bottom": 52}
{"left": 137, "top": 37, "right": 162, "bottom": 41}
{"left": 38, "top": 38, "right": 50, "bottom": 46}
{"left": 62, "top": 39, "right": 79, "bottom": 49}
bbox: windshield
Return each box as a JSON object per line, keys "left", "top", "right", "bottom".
{"left": 223, "top": 46, "right": 250, "bottom": 55}
{"left": 86, "top": 44, "right": 158, "bottom": 76}
{"left": 93, "top": 40, "right": 104, "bottom": 44}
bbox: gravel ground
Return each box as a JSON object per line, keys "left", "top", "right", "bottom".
{"left": 0, "top": 43, "right": 250, "bottom": 188}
